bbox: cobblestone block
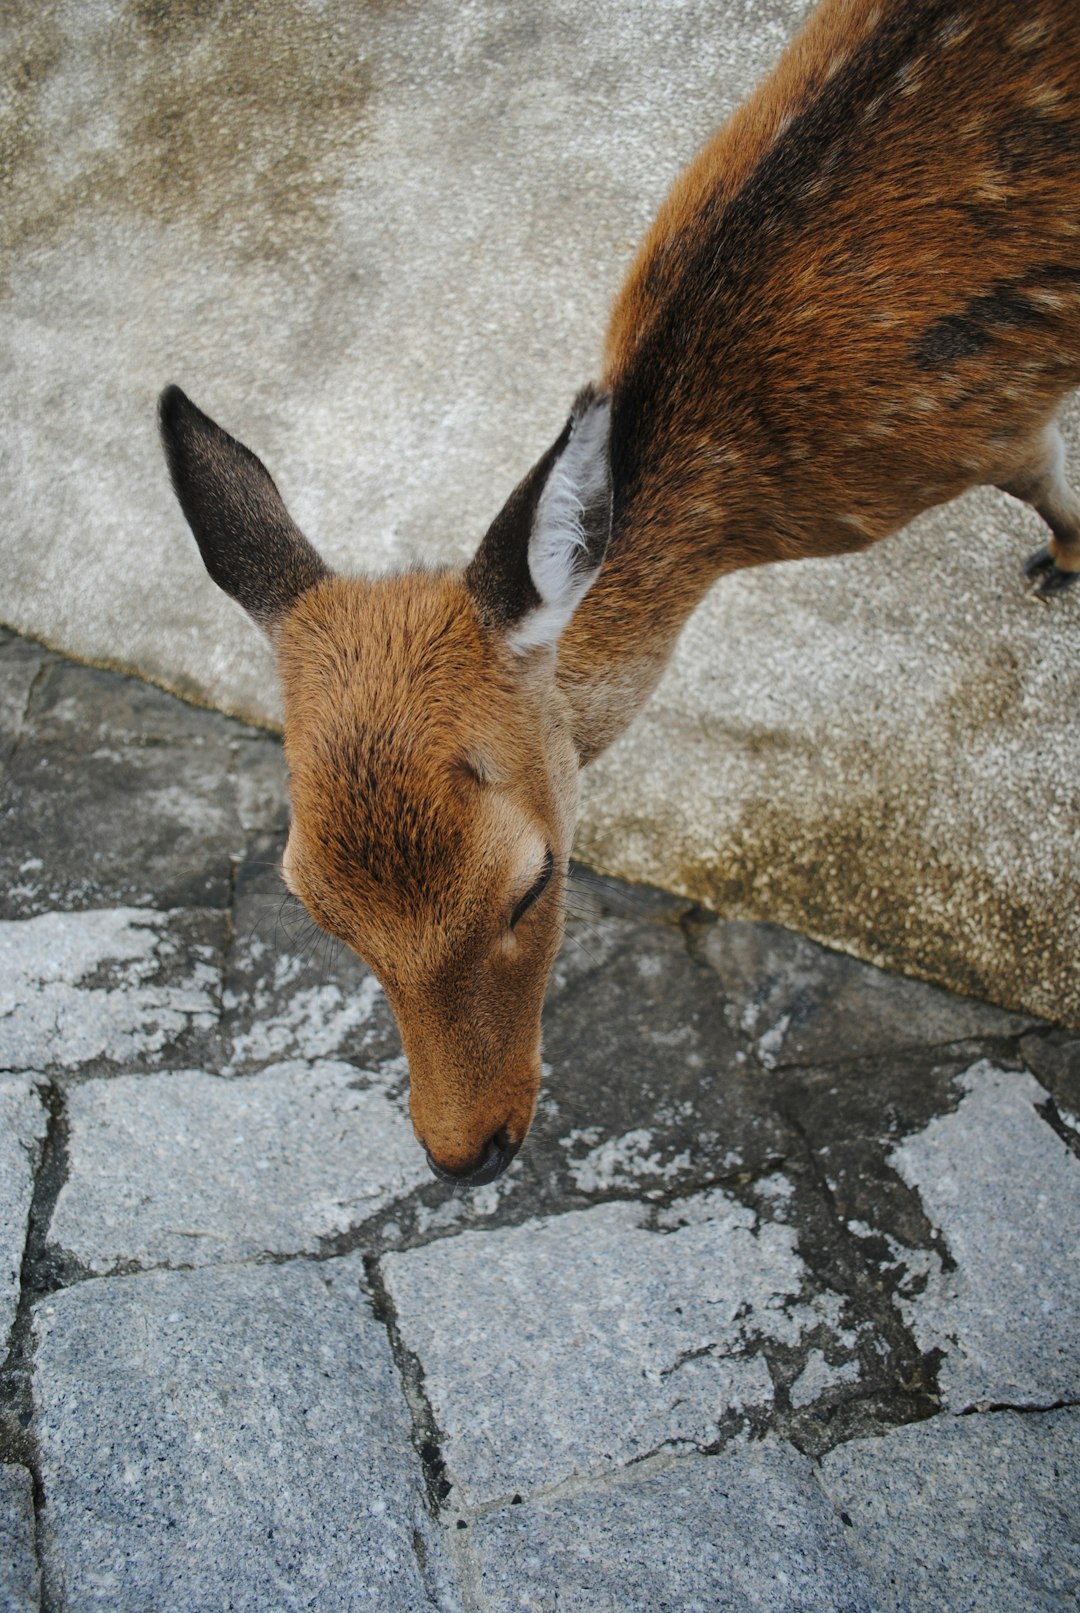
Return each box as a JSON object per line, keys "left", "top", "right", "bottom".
{"left": 701, "top": 920, "right": 1037, "bottom": 1070}
{"left": 0, "top": 908, "right": 223, "bottom": 1075}
{"left": 33, "top": 1256, "right": 453, "bottom": 1612}
{"left": 50, "top": 1061, "right": 429, "bottom": 1272}
{"left": 0, "top": 1464, "right": 40, "bottom": 1613}
{"left": 890, "top": 1062, "right": 1080, "bottom": 1410}
{"left": 383, "top": 1191, "right": 856, "bottom": 1508}
{"left": 820, "top": 1408, "right": 1080, "bottom": 1612}
{"left": 467, "top": 1441, "right": 876, "bottom": 1613}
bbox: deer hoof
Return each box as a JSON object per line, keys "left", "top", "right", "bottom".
{"left": 1024, "top": 546, "right": 1077, "bottom": 597}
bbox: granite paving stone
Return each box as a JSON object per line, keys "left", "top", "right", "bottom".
{"left": 889, "top": 1061, "right": 1080, "bottom": 1410}
{"left": 0, "top": 1463, "right": 40, "bottom": 1613}
{"left": 534, "top": 894, "right": 793, "bottom": 1199}
{"left": 0, "top": 630, "right": 52, "bottom": 772}
{"left": 700, "top": 920, "right": 1038, "bottom": 1070}
{"left": 0, "top": 661, "right": 252, "bottom": 918}
{"left": 0, "top": 1076, "right": 49, "bottom": 1347}
{"left": 383, "top": 1190, "right": 857, "bottom": 1509}
{"left": 1, "top": 634, "right": 1077, "bottom": 1610}
{"left": 223, "top": 844, "right": 404, "bottom": 1075}
{"left": 0, "top": 907, "right": 224, "bottom": 1075}
{"left": 32, "top": 1254, "right": 455, "bottom": 1613}
{"left": 819, "top": 1408, "right": 1080, "bottom": 1612}
{"left": 49, "top": 1061, "right": 429, "bottom": 1273}
{"left": 466, "top": 1441, "right": 876, "bottom": 1613}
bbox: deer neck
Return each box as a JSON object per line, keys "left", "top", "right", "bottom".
{"left": 554, "top": 505, "right": 731, "bottom": 766}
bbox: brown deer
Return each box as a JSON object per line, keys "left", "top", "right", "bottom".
{"left": 160, "top": 0, "right": 1080, "bottom": 1186}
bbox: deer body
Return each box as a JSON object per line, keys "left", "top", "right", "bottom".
{"left": 161, "top": 0, "right": 1080, "bottom": 1183}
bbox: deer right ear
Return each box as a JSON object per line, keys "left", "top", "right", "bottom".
{"left": 465, "top": 387, "right": 612, "bottom": 654}
{"left": 158, "top": 386, "right": 331, "bottom": 636}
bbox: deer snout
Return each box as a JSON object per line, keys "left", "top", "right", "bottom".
{"left": 424, "top": 1127, "right": 520, "bottom": 1186}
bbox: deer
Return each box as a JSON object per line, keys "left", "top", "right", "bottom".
{"left": 160, "top": 0, "right": 1080, "bottom": 1187}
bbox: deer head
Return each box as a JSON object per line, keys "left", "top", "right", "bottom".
{"left": 159, "top": 385, "right": 611, "bottom": 1184}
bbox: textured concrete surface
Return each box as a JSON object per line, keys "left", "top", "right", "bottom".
{"left": 1, "top": 634, "right": 1079, "bottom": 1609}
{"left": 3, "top": 0, "right": 1079, "bottom": 1022}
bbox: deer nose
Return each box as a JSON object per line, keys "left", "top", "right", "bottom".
{"left": 425, "top": 1128, "right": 520, "bottom": 1187}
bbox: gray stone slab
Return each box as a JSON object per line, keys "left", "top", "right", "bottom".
{"left": 0, "top": 661, "right": 247, "bottom": 918}
{"left": 224, "top": 842, "right": 404, "bottom": 1074}
{"left": 890, "top": 1062, "right": 1080, "bottom": 1410}
{"left": 383, "top": 1191, "right": 856, "bottom": 1508}
{"left": 33, "top": 1255, "right": 453, "bottom": 1612}
{"left": 50, "top": 1061, "right": 429, "bottom": 1273}
{"left": 531, "top": 902, "right": 793, "bottom": 1200}
{"left": 467, "top": 1441, "right": 875, "bottom": 1613}
{"left": 701, "top": 921, "right": 1036, "bottom": 1071}
{"left": 0, "top": 1077, "right": 49, "bottom": 1347}
{"left": 0, "top": 632, "right": 51, "bottom": 771}
{"left": 1020, "top": 1031, "right": 1080, "bottom": 1129}
{"left": 0, "top": 1464, "right": 40, "bottom": 1613}
{"left": 819, "top": 1409, "right": 1080, "bottom": 1613}
{"left": 0, "top": 907, "right": 223, "bottom": 1075}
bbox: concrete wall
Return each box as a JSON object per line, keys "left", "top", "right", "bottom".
{"left": 3, "top": 0, "right": 1078, "bottom": 1021}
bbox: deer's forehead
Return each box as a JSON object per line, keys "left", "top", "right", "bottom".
{"left": 288, "top": 717, "right": 543, "bottom": 908}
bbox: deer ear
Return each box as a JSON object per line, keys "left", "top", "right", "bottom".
{"left": 158, "top": 385, "right": 331, "bottom": 635}
{"left": 465, "top": 387, "right": 611, "bottom": 653}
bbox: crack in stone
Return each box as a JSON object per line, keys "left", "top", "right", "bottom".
{"left": 0, "top": 1078, "right": 71, "bottom": 1613}
{"left": 958, "top": 1397, "right": 1080, "bottom": 1417}
{"left": 360, "top": 1253, "right": 477, "bottom": 1608}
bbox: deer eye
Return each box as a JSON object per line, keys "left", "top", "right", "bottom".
{"left": 510, "top": 850, "right": 554, "bottom": 930}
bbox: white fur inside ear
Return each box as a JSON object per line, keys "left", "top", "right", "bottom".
{"left": 509, "top": 396, "right": 611, "bottom": 653}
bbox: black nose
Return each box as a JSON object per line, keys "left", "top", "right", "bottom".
{"left": 426, "top": 1129, "right": 520, "bottom": 1187}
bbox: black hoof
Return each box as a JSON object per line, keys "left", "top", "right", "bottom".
{"left": 1024, "top": 546, "right": 1077, "bottom": 597}
{"left": 1035, "top": 566, "right": 1078, "bottom": 598}
{"left": 1023, "top": 545, "right": 1055, "bottom": 578}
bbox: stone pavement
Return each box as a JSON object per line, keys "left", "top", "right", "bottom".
{"left": 1, "top": 625, "right": 1078, "bottom": 1612}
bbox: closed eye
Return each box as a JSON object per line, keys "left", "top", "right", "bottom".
{"left": 510, "top": 849, "right": 554, "bottom": 929}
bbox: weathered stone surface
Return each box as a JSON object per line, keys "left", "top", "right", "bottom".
{"left": 33, "top": 1256, "right": 453, "bottom": 1612}
{"left": 0, "top": 1077, "right": 48, "bottom": 1348}
{"left": 467, "top": 1441, "right": 876, "bottom": 1613}
{"left": 0, "top": 908, "right": 223, "bottom": 1075}
{"left": 383, "top": 1190, "right": 856, "bottom": 1508}
{"left": 700, "top": 920, "right": 1037, "bottom": 1070}
{"left": 575, "top": 490, "right": 1080, "bottom": 1025}
{"left": 4, "top": 0, "right": 1076, "bottom": 1018}
{"left": 50, "top": 1062, "right": 428, "bottom": 1273}
{"left": 1020, "top": 1031, "right": 1080, "bottom": 1130}
{"left": 889, "top": 1062, "right": 1080, "bottom": 1411}
{"left": 0, "top": 631, "right": 51, "bottom": 772}
{"left": 0, "top": 662, "right": 249, "bottom": 918}
{"left": 223, "top": 841, "right": 403, "bottom": 1075}
{"left": 820, "top": 1409, "right": 1080, "bottom": 1613}
{"left": 0, "top": 1464, "right": 40, "bottom": 1613}
{"left": 530, "top": 895, "right": 794, "bottom": 1201}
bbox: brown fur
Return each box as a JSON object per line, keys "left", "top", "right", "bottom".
{"left": 560, "top": 0, "right": 1080, "bottom": 757}
{"left": 275, "top": 571, "right": 580, "bottom": 1169}
{"left": 162, "top": 0, "right": 1080, "bottom": 1179}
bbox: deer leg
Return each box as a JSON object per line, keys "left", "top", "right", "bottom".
{"left": 998, "top": 424, "right": 1080, "bottom": 598}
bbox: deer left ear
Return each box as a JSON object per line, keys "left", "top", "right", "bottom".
{"left": 465, "top": 387, "right": 612, "bottom": 653}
